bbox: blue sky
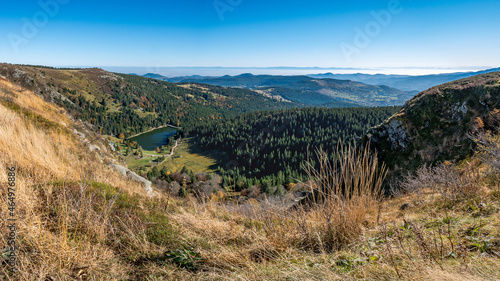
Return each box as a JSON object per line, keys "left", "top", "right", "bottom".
{"left": 1, "top": 0, "right": 499, "bottom": 74}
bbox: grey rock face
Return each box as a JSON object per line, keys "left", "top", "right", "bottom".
{"left": 367, "top": 115, "right": 409, "bottom": 151}
{"left": 385, "top": 117, "right": 409, "bottom": 151}
{"left": 111, "top": 164, "right": 153, "bottom": 196}
{"left": 111, "top": 164, "right": 128, "bottom": 177}
{"left": 450, "top": 101, "right": 468, "bottom": 120}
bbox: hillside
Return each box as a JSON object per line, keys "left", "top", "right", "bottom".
{"left": 0, "top": 64, "right": 298, "bottom": 138}
{"left": 145, "top": 73, "right": 414, "bottom": 107}
{"left": 365, "top": 72, "right": 500, "bottom": 183}
{"left": 2, "top": 68, "right": 500, "bottom": 280}
{"left": 0, "top": 76, "right": 161, "bottom": 279}
{"left": 310, "top": 67, "right": 500, "bottom": 92}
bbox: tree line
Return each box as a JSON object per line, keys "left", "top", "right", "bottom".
{"left": 54, "top": 74, "right": 298, "bottom": 138}
{"left": 185, "top": 106, "right": 400, "bottom": 190}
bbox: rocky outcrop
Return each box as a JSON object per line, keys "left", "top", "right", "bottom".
{"left": 367, "top": 114, "right": 409, "bottom": 152}
{"left": 112, "top": 164, "right": 153, "bottom": 196}
{"left": 71, "top": 126, "right": 153, "bottom": 196}
{"left": 364, "top": 72, "right": 500, "bottom": 185}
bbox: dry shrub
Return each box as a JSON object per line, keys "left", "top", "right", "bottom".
{"left": 170, "top": 171, "right": 191, "bottom": 183}
{"left": 400, "top": 110, "right": 500, "bottom": 201}
{"left": 241, "top": 186, "right": 261, "bottom": 198}
{"left": 476, "top": 133, "right": 500, "bottom": 172}
{"left": 196, "top": 172, "right": 207, "bottom": 181}
{"left": 401, "top": 163, "right": 480, "bottom": 200}
{"left": 472, "top": 112, "right": 500, "bottom": 173}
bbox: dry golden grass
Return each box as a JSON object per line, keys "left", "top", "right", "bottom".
{"left": 0, "top": 93, "right": 77, "bottom": 181}
{"left": 0, "top": 78, "right": 72, "bottom": 125}
{"left": 299, "top": 143, "right": 385, "bottom": 251}
{"left": 149, "top": 143, "right": 499, "bottom": 280}
{"left": 0, "top": 80, "right": 154, "bottom": 280}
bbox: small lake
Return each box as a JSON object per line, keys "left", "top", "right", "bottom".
{"left": 129, "top": 126, "right": 177, "bottom": 151}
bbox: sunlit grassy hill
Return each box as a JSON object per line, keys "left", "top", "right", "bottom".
{"left": 0, "top": 63, "right": 298, "bottom": 138}
{"left": 0, "top": 77, "right": 160, "bottom": 279}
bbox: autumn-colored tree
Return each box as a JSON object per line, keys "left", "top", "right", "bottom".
{"left": 118, "top": 133, "right": 125, "bottom": 139}
{"left": 155, "top": 147, "right": 161, "bottom": 153}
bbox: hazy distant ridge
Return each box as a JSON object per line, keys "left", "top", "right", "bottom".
{"left": 309, "top": 68, "right": 500, "bottom": 91}
{"left": 140, "top": 73, "right": 413, "bottom": 107}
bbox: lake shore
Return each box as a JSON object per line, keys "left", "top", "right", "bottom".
{"left": 127, "top": 124, "right": 181, "bottom": 139}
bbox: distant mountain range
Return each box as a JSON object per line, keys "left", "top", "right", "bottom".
{"left": 140, "top": 73, "right": 414, "bottom": 107}
{"left": 143, "top": 67, "right": 500, "bottom": 93}
{"left": 308, "top": 68, "right": 500, "bottom": 92}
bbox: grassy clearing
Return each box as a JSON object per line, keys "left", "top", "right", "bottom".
{"left": 106, "top": 102, "right": 122, "bottom": 113}
{"left": 112, "top": 137, "right": 220, "bottom": 175}
{"left": 135, "top": 109, "right": 158, "bottom": 118}
{"left": 120, "top": 148, "right": 164, "bottom": 171}
{"left": 158, "top": 138, "right": 221, "bottom": 174}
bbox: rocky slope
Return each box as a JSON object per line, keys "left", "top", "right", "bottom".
{"left": 0, "top": 74, "right": 153, "bottom": 195}
{"left": 365, "top": 72, "right": 500, "bottom": 184}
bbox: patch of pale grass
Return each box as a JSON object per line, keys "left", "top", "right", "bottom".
{"left": 0, "top": 79, "right": 72, "bottom": 126}
{"left": 0, "top": 104, "right": 78, "bottom": 181}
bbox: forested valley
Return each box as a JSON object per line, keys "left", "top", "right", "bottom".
{"left": 182, "top": 106, "right": 400, "bottom": 190}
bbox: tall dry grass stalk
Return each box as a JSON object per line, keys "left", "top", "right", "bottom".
{"left": 224, "top": 142, "right": 387, "bottom": 255}
{"left": 297, "top": 142, "right": 386, "bottom": 251}
{"left": 302, "top": 142, "right": 386, "bottom": 205}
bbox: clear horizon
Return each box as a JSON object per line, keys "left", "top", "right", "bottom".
{"left": 2, "top": 0, "right": 499, "bottom": 75}
{"left": 101, "top": 66, "right": 495, "bottom": 77}
{"left": 2, "top": 64, "right": 495, "bottom": 77}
